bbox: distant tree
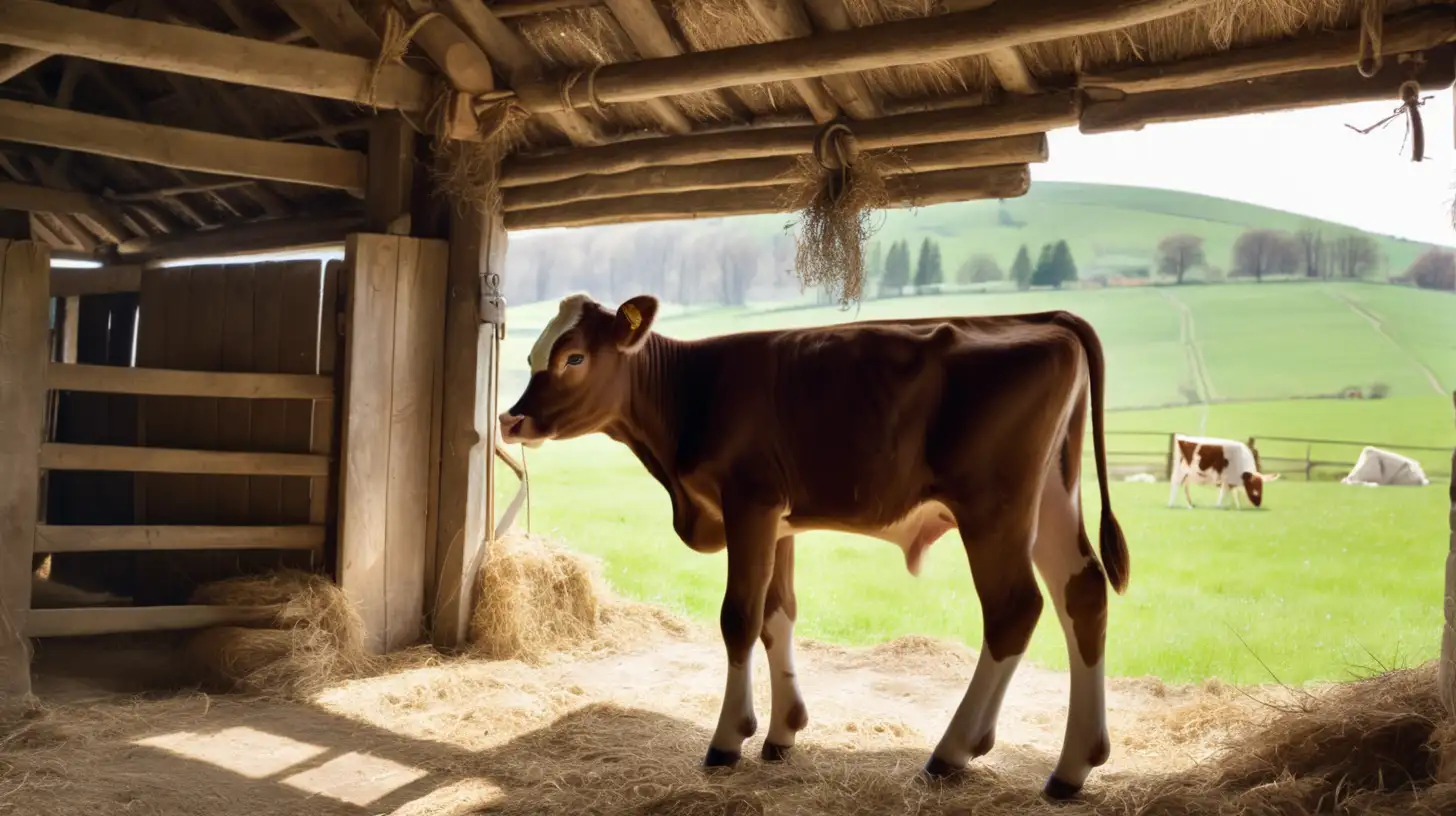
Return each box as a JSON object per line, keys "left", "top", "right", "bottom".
{"left": 1010, "top": 244, "right": 1034, "bottom": 290}
{"left": 1406, "top": 247, "right": 1456, "bottom": 291}
{"left": 1296, "top": 224, "right": 1328, "bottom": 279}
{"left": 1031, "top": 241, "right": 1077, "bottom": 288}
{"left": 866, "top": 240, "right": 884, "bottom": 285}
{"left": 914, "top": 237, "right": 944, "bottom": 288}
{"left": 1050, "top": 240, "right": 1078, "bottom": 288}
{"left": 718, "top": 233, "right": 760, "bottom": 305}
{"left": 1156, "top": 234, "right": 1206, "bottom": 284}
{"left": 957, "top": 253, "right": 1003, "bottom": 284}
{"left": 1328, "top": 234, "right": 1382, "bottom": 280}
{"left": 880, "top": 239, "right": 911, "bottom": 295}
{"left": 1031, "top": 243, "right": 1056, "bottom": 287}
{"left": 1232, "top": 229, "right": 1300, "bottom": 281}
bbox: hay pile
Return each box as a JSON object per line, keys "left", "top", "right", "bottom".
{"left": 469, "top": 532, "right": 690, "bottom": 662}
{"left": 182, "top": 533, "right": 688, "bottom": 700}
{"left": 183, "top": 569, "right": 380, "bottom": 700}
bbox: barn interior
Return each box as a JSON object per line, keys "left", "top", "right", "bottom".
{"left": 2, "top": 0, "right": 1455, "bottom": 814}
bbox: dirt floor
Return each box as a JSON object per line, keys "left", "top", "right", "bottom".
{"left": 1, "top": 619, "right": 1271, "bottom": 816}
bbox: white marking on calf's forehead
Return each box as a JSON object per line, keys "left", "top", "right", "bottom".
{"left": 528, "top": 294, "right": 591, "bottom": 373}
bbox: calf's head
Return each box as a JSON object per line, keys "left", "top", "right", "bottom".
{"left": 1240, "top": 470, "right": 1280, "bottom": 507}
{"left": 499, "top": 293, "right": 659, "bottom": 447}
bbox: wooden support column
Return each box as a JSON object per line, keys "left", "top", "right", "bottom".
{"left": 1442, "top": 391, "right": 1456, "bottom": 715}
{"left": 431, "top": 198, "right": 506, "bottom": 651}
{"left": 337, "top": 234, "right": 449, "bottom": 653}
{"left": 0, "top": 240, "right": 50, "bottom": 698}
{"left": 366, "top": 113, "right": 418, "bottom": 235}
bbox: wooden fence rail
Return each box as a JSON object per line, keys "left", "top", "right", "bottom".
{"left": 1091, "top": 431, "right": 1453, "bottom": 481}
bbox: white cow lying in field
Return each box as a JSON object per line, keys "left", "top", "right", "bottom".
{"left": 1168, "top": 434, "right": 1280, "bottom": 509}
{"left": 1341, "top": 446, "right": 1430, "bottom": 487}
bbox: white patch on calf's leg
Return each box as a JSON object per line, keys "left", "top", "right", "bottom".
{"left": 708, "top": 658, "right": 756, "bottom": 759}
{"left": 762, "top": 610, "right": 806, "bottom": 752}
{"left": 1032, "top": 474, "right": 1111, "bottom": 796}
{"left": 930, "top": 648, "right": 1023, "bottom": 770}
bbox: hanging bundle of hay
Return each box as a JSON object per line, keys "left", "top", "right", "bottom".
{"left": 184, "top": 569, "right": 378, "bottom": 699}
{"left": 785, "top": 122, "right": 890, "bottom": 307}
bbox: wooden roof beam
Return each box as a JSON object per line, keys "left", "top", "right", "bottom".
{"left": 0, "top": 100, "right": 368, "bottom": 194}
{"left": 1080, "top": 4, "right": 1456, "bottom": 94}
{"left": 504, "top": 133, "right": 1047, "bottom": 210}
{"left": 503, "top": 90, "right": 1076, "bottom": 185}
{"left": 742, "top": 0, "right": 878, "bottom": 120}
{"left": 433, "top": 0, "right": 684, "bottom": 139}
{"left": 505, "top": 164, "right": 1031, "bottom": 230}
{"left": 273, "top": 0, "right": 381, "bottom": 57}
{"left": 492, "top": 0, "right": 601, "bottom": 17}
{"left": 766, "top": 0, "right": 883, "bottom": 117}
{"left": 437, "top": 0, "right": 606, "bottom": 145}
{"left": 0, "top": 0, "right": 432, "bottom": 112}
{"left": 942, "top": 0, "right": 1039, "bottom": 94}
{"left": 0, "top": 182, "right": 131, "bottom": 245}
{"left": 511, "top": 0, "right": 1209, "bottom": 111}
{"left": 0, "top": 46, "right": 49, "bottom": 83}
{"left": 115, "top": 213, "right": 361, "bottom": 262}
{"left": 1081, "top": 45, "right": 1456, "bottom": 133}
{"left": 601, "top": 0, "right": 753, "bottom": 122}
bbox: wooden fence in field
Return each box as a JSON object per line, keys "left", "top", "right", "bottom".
{"left": 1098, "top": 431, "right": 1453, "bottom": 482}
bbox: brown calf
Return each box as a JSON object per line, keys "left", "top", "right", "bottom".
{"left": 500, "top": 293, "right": 1130, "bottom": 799}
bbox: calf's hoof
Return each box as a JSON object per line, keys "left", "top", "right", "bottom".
{"left": 1042, "top": 775, "right": 1082, "bottom": 802}
{"left": 921, "top": 754, "right": 965, "bottom": 780}
{"left": 703, "top": 746, "right": 741, "bottom": 769}
{"left": 761, "top": 741, "right": 793, "bottom": 762}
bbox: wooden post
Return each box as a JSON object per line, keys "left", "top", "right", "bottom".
{"left": 1305, "top": 444, "right": 1313, "bottom": 481}
{"left": 0, "top": 239, "right": 50, "bottom": 698}
{"left": 1164, "top": 433, "right": 1175, "bottom": 481}
{"left": 336, "top": 234, "right": 449, "bottom": 653}
{"left": 1441, "top": 391, "right": 1456, "bottom": 715}
{"left": 431, "top": 200, "right": 506, "bottom": 651}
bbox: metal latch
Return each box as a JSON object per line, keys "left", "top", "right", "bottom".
{"left": 480, "top": 272, "right": 506, "bottom": 341}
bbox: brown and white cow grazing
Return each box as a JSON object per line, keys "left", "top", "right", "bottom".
{"left": 1168, "top": 434, "right": 1280, "bottom": 509}
{"left": 500, "top": 293, "right": 1130, "bottom": 800}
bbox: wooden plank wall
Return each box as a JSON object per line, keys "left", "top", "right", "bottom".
{"left": 338, "top": 234, "right": 448, "bottom": 653}
{"left": 44, "top": 291, "right": 140, "bottom": 599}
{"left": 130, "top": 262, "right": 330, "bottom": 605}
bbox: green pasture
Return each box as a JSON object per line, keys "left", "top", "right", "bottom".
{"left": 497, "top": 433, "right": 1447, "bottom": 687}
{"left": 495, "top": 280, "right": 1452, "bottom": 685}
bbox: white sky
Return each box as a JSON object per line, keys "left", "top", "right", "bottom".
{"left": 1037, "top": 93, "right": 1456, "bottom": 247}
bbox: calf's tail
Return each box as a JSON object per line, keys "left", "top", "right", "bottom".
{"left": 1052, "top": 312, "right": 1130, "bottom": 594}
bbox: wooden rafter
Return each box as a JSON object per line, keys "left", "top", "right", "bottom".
{"left": 0, "top": 46, "right": 49, "bottom": 83}
{"left": 503, "top": 91, "right": 1076, "bottom": 185}
{"left": 0, "top": 101, "right": 368, "bottom": 194}
{"left": 0, "top": 0, "right": 432, "bottom": 112}
{"left": 437, "top": 0, "right": 606, "bottom": 145}
{"left": 1081, "top": 46, "right": 1456, "bottom": 133}
{"left": 744, "top": 0, "right": 881, "bottom": 120}
{"left": 503, "top": 134, "right": 1047, "bottom": 211}
{"left": 600, "top": 0, "right": 753, "bottom": 121}
{"left": 510, "top": 0, "right": 1212, "bottom": 112}
{"left": 0, "top": 182, "right": 131, "bottom": 244}
{"left": 505, "top": 164, "right": 1031, "bottom": 230}
{"left": 942, "top": 0, "right": 1039, "bottom": 94}
{"left": 1080, "top": 5, "right": 1456, "bottom": 94}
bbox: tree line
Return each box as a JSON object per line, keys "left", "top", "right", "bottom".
{"left": 1155, "top": 225, "right": 1453, "bottom": 290}
{"left": 871, "top": 237, "right": 1079, "bottom": 295}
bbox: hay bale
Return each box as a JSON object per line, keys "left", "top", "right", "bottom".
{"left": 184, "top": 569, "right": 377, "bottom": 699}
{"left": 468, "top": 533, "right": 607, "bottom": 662}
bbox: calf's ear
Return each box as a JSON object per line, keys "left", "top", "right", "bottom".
{"left": 613, "top": 295, "right": 658, "bottom": 352}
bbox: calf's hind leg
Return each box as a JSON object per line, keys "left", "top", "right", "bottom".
{"left": 760, "top": 535, "right": 808, "bottom": 761}
{"left": 925, "top": 499, "right": 1043, "bottom": 777}
{"left": 1032, "top": 470, "right": 1111, "bottom": 800}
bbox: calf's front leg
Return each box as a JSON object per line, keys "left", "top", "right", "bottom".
{"left": 705, "top": 498, "right": 783, "bottom": 767}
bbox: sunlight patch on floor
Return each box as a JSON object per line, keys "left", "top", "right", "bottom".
{"left": 280, "top": 751, "right": 430, "bottom": 806}
{"left": 135, "top": 726, "right": 328, "bottom": 779}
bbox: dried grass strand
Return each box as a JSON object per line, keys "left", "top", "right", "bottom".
{"left": 785, "top": 124, "right": 890, "bottom": 306}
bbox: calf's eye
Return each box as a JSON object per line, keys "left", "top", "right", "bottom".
{"left": 566, "top": 353, "right": 585, "bottom": 366}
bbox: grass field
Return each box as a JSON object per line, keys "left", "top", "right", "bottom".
{"left": 495, "top": 280, "right": 1453, "bottom": 686}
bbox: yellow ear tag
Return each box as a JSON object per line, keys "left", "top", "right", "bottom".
{"left": 622, "top": 303, "right": 642, "bottom": 332}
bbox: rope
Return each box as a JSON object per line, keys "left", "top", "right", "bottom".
{"left": 365, "top": 7, "right": 445, "bottom": 108}
{"left": 1343, "top": 74, "right": 1430, "bottom": 162}
{"left": 556, "top": 64, "right": 608, "bottom": 115}
{"left": 1357, "top": 0, "right": 1386, "bottom": 78}
{"left": 812, "top": 121, "right": 857, "bottom": 205}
